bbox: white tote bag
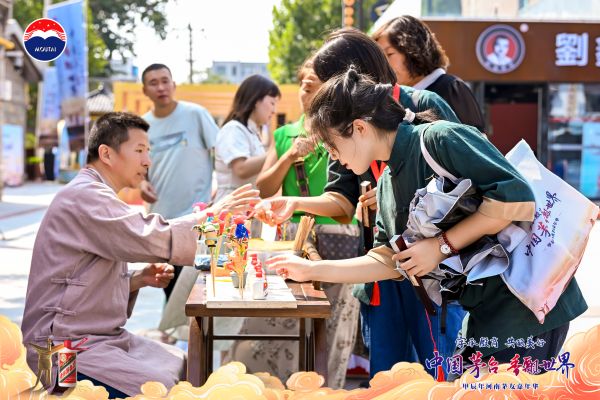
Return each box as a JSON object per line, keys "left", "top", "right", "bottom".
{"left": 502, "top": 140, "right": 598, "bottom": 323}
{"left": 420, "top": 133, "right": 598, "bottom": 323}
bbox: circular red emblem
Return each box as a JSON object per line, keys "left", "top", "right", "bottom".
{"left": 22, "top": 18, "right": 67, "bottom": 62}
{"left": 476, "top": 24, "right": 525, "bottom": 74}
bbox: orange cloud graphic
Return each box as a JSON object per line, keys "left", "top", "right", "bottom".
{"left": 1, "top": 316, "right": 599, "bottom": 399}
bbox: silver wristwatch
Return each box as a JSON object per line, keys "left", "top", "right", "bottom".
{"left": 437, "top": 234, "right": 453, "bottom": 256}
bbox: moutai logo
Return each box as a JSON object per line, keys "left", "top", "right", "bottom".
{"left": 22, "top": 18, "right": 67, "bottom": 62}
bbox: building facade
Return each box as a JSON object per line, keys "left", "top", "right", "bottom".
{"left": 210, "top": 61, "right": 269, "bottom": 84}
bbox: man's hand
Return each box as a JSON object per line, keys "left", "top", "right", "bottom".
{"left": 140, "top": 180, "right": 158, "bottom": 204}
{"left": 207, "top": 184, "right": 260, "bottom": 216}
{"left": 131, "top": 264, "right": 175, "bottom": 292}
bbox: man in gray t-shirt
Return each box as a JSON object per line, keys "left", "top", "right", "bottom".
{"left": 140, "top": 63, "right": 218, "bottom": 299}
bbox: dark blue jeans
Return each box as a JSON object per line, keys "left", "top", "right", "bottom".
{"left": 77, "top": 372, "right": 128, "bottom": 398}
{"left": 360, "top": 279, "right": 466, "bottom": 378}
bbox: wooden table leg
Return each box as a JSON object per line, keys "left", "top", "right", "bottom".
{"left": 298, "top": 318, "right": 306, "bottom": 372}
{"left": 313, "top": 318, "right": 328, "bottom": 382}
{"left": 188, "top": 316, "right": 206, "bottom": 387}
{"left": 307, "top": 321, "right": 313, "bottom": 371}
{"left": 207, "top": 317, "right": 214, "bottom": 375}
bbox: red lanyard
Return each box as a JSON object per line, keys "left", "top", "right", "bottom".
{"left": 392, "top": 84, "right": 400, "bottom": 101}
{"left": 367, "top": 84, "right": 398, "bottom": 180}
{"left": 370, "top": 160, "right": 387, "bottom": 180}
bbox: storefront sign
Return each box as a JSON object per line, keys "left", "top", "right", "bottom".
{"left": 424, "top": 20, "right": 600, "bottom": 82}
{"left": 476, "top": 24, "right": 525, "bottom": 74}
{"left": 555, "top": 33, "right": 588, "bottom": 66}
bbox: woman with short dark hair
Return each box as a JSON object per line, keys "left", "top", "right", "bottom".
{"left": 373, "top": 16, "right": 485, "bottom": 132}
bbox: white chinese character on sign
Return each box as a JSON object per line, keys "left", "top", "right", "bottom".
{"left": 555, "top": 33, "right": 588, "bottom": 66}
{"left": 596, "top": 37, "right": 600, "bottom": 67}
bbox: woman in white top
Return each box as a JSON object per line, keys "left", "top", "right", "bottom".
{"left": 215, "top": 74, "right": 281, "bottom": 201}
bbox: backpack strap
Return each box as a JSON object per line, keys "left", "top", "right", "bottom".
{"left": 419, "top": 128, "right": 459, "bottom": 184}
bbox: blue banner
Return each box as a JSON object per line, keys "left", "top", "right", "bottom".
{"left": 40, "top": 67, "right": 61, "bottom": 121}
{"left": 47, "top": 0, "right": 87, "bottom": 128}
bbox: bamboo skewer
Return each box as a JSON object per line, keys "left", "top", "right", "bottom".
{"left": 293, "top": 216, "right": 316, "bottom": 287}
{"left": 293, "top": 216, "right": 315, "bottom": 254}
{"left": 210, "top": 247, "right": 217, "bottom": 295}
{"left": 208, "top": 214, "right": 232, "bottom": 297}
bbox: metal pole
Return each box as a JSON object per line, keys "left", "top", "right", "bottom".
{"left": 34, "top": 0, "right": 51, "bottom": 178}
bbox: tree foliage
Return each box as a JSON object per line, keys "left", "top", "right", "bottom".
{"left": 268, "top": 0, "right": 341, "bottom": 84}
{"left": 268, "top": 0, "right": 387, "bottom": 84}
{"left": 88, "top": 0, "right": 169, "bottom": 60}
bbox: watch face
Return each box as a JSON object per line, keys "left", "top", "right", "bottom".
{"left": 440, "top": 244, "right": 452, "bottom": 255}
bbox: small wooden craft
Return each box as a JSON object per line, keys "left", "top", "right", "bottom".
{"left": 390, "top": 234, "right": 436, "bottom": 315}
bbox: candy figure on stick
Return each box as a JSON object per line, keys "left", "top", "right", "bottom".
{"left": 202, "top": 216, "right": 219, "bottom": 247}
{"left": 226, "top": 215, "right": 250, "bottom": 298}
{"left": 191, "top": 210, "right": 214, "bottom": 241}
{"left": 214, "top": 212, "right": 233, "bottom": 268}
{"left": 234, "top": 216, "right": 250, "bottom": 240}
{"left": 193, "top": 212, "right": 221, "bottom": 294}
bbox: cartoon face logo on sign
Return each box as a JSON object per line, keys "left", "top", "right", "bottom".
{"left": 476, "top": 24, "right": 525, "bottom": 74}
{"left": 22, "top": 18, "right": 67, "bottom": 62}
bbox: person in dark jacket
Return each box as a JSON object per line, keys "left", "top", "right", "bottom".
{"left": 373, "top": 15, "right": 485, "bottom": 132}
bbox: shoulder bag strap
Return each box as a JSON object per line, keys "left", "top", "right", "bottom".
{"left": 419, "top": 127, "right": 459, "bottom": 184}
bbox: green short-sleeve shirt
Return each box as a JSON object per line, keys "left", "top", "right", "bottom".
{"left": 373, "top": 120, "right": 587, "bottom": 355}
{"left": 274, "top": 116, "right": 342, "bottom": 225}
